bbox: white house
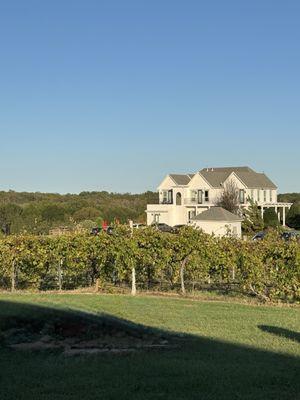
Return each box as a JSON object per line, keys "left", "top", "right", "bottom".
{"left": 146, "top": 166, "right": 292, "bottom": 227}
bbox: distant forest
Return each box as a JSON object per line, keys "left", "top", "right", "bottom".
{"left": 277, "top": 193, "right": 300, "bottom": 203}
{"left": 0, "top": 190, "right": 299, "bottom": 235}
{"left": 0, "top": 190, "right": 158, "bottom": 235}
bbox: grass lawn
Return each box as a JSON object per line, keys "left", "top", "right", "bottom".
{"left": 0, "top": 293, "right": 299, "bottom": 400}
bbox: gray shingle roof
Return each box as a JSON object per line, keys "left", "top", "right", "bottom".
{"left": 191, "top": 207, "right": 243, "bottom": 222}
{"left": 199, "top": 167, "right": 277, "bottom": 189}
{"left": 169, "top": 174, "right": 194, "bottom": 185}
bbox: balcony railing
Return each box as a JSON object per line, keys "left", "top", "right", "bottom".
{"left": 159, "top": 200, "right": 173, "bottom": 205}
{"left": 184, "top": 198, "right": 210, "bottom": 205}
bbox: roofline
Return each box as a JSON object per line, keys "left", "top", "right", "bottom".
{"left": 157, "top": 174, "right": 190, "bottom": 190}
{"left": 191, "top": 217, "right": 243, "bottom": 222}
{"left": 196, "top": 172, "right": 214, "bottom": 188}
{"left": 225, "top": 171, "right": 248, "bottom": 188}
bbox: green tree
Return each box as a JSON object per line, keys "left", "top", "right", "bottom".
{"left": 242, "top": 200, "right": 264, "bottom": 235}
{"left": 41, "top": 204, "right": 66, "bottom": 223}
{"left": 286, "top": 202, "right": 300, "bottom": 229}
{"left": 216, "top": 180, "right": 239, "bottom": 214}
{"left": 0, "top": 204, "right": 23, "bottom": 234}
{"left": 73, "top": 207, "right": 101, "bottom": 222}
{"left": 263, "top": 208, "right": 279, "bottom": 228}
{"left": 76, "top": 220, "right": 97, "bottom": 231}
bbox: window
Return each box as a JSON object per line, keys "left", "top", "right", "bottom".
{"left": 204, "top": 190, "right": 209, "bottom": 202}
{"left": 162, "top": 191, "right": 168, "bottom": 204}
{"left": 198, "top": 190, "right": 203, "bottom": 204}
{"left": 269, "top": 190, "right": 273, "bottom": 202}
{"left": 257, "top": 189, "right": 260, "bottom": 202}
{"left": 251, "top": 189, "right": 254, "bottom": 200}
{"left": 239, "top": 189, "right": 245, "bottom": 204}
{"left": 263, "top": 190, "right": 267, "bottom": 202}
{"left": 161, "top": 190, "right": 173, "bottom": 204}
{"left": 190, "top": 190, "right": 197, "bottom": 202}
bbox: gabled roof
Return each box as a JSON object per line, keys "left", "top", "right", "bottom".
{"left": 169, "top": 174, "right": 194, "bottom": 186}
{"left": 191, "top": 207, "right": 243, "bottom": 222}
{"left": 199, "top": 167, "right": 277, "bottom": 189}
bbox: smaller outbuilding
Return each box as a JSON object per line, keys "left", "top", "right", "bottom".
{"left": 190, "top": 207, "right": 243, "bottom": 238}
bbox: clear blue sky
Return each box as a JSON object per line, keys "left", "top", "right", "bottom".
{"left": 0, "top": 0, "right": 299, "bottom": 194}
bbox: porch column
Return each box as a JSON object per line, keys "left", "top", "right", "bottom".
{"left": 282, "top": 207, "right": 286, "bottom": 226}
{"left": 261, "top": 206, "right": 264, "bottom": 219}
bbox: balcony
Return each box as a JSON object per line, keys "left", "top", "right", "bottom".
{"left": 159, "top": 200, "right": 173, "bottom": 205}
{"left": 184, "top": 198, "right": 210, "bottom": 205}
{"left": 146, "top": 203, "right": 173, "bottom": 214}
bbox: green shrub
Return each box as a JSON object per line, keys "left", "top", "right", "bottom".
{"left": 287, "top": 202, "right": 300, "bottom": 230}
{"left": 263, "top": 208, "right": 279, "bottom": 228}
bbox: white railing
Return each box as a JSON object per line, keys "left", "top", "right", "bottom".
{"left": 184, "top": 198, "right": 210, "bottom": 205}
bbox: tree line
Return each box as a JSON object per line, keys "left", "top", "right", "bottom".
{"left": 0, "top": 190, "right": 157, "bottom": 235}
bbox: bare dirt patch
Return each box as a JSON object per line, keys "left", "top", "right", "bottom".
{"left": 0, "top": 313, "right": 178, "bottom": 356}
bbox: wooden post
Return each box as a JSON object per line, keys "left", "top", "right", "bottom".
{"left": 180, "top": 257, "right": 188, "bottom": 295}
{"left": 58, "top": 259, "right": 63, "bottom": 291}
{"left": 11, "top": 260, "right": 15, "bottom": 292}
{"left": 129, "top": 219, "right": 136, "bottom": 296}
{"left": 131, "top": 267, "right": 136, "bottom": 296}
{"left": 95, "top": 278, "right": 100, "bottom": 292}
{"left": 232, "top": 266, "right": 235, "bottom": 281}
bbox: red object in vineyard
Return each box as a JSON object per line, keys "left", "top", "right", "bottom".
{"left": 102, "top": 220, "right": 108, "bottom": 230}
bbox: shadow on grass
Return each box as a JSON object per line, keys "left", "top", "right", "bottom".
{"left": 258, "top": 325, "right": 300, "bottom": 344}
{"left": 0, "top": 300, "right": 299, "bottom": 400}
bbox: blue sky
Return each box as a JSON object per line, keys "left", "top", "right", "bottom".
{"left": 0, "top": 0, "right": 299, "bottom": 194}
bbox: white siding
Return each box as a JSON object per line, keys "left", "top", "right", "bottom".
{"left": 192, "top": 220, "right": 242, "bottom": 238}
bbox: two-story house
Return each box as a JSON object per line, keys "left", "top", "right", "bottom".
{"left": 146, "top": 166, "right": 292, "bottom": 226}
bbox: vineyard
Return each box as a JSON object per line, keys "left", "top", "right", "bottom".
{"left": 0, "top": 226, "right": 299, "bottom": 302}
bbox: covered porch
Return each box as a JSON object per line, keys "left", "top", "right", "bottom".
{"left": 258, "top": 202, "right": 293, "bottom": 226}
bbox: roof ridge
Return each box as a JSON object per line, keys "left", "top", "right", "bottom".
{"left": 192, "top": 206, "right": 243, "bottom": 222}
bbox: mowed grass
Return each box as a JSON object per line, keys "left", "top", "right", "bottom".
{"left": 0, "top": 293, "right": 299, "bottom": 400}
